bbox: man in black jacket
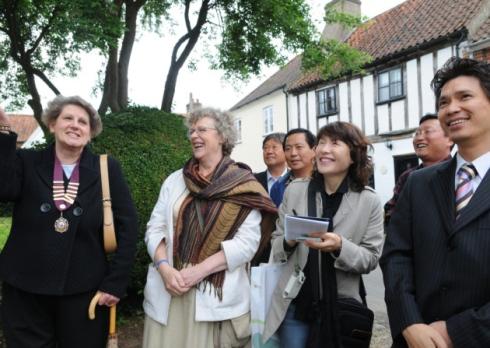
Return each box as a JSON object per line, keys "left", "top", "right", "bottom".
{"left": 381, "top": 57, "right": 490, "bottom": 347}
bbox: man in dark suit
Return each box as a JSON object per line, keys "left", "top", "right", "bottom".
{"left": 254, "top": 132, "right": 287, "bottom": 194}
{"left": 381, "top": 57, "right": 490, "bottom": 348}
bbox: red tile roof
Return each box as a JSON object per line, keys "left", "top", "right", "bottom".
{"left": 288, "top": 0, "right": 484, "bottom": 92}
{"left": 473, "top": 16, "right": 490, "bottom": 41}
{"left": 8, "top": 114, "right": 39, "bottom": 146}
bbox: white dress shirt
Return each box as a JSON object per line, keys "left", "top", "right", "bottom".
{"left": 455, "top": 151, "right": 490, "bottom": 191}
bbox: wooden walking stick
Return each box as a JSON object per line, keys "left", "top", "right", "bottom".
{"left": 88, "top": 155, "right": 119, "bottom": 347}
{"left": 88, "top": 293, "right": 118, "bottom": 348}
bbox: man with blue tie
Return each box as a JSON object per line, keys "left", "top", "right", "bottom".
{"left": 381, "top": 57, "right": 490, "bottom": 348}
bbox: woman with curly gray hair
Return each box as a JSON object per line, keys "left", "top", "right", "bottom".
{"left": 0, "top": 96, "right": 138, "bottom": 347}
{"left": 143, "top": 107, "right": 277, "bottom": 347}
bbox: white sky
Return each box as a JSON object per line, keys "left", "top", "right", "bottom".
{"left": 26, "top": 0, "right": 405, "bottom": 114}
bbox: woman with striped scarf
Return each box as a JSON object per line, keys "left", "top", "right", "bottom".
{"left": 142, "top": 107, "right": 277, "bottom": 348}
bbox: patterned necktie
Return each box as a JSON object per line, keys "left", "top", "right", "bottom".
{"left": 455, "top": 163, "right": 477, "bottom": 217}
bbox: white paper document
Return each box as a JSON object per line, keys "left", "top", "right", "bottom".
{"left": 284, "top": 214, "right": 330, "bottom": 241}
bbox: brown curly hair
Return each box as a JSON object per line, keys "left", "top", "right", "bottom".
{"left": 316, "top": 121, "right": 373, "bottom": 192}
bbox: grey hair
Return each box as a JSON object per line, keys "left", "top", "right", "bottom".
{"left": 41, "top": 95, "right": 102, "bottom": 138}
{"left": 263, "top": 132, "right": 286, "bottom": 148}
{"left": 186, "top": 107, "right": 236, "bottom": 156}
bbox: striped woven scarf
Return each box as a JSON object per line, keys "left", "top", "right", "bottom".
{"left": 174, "top": 156, "right": 277, "bottom": 299}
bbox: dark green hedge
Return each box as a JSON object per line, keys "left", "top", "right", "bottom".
{"left": 91, "top": 106, "right": 190, "bottom": 292}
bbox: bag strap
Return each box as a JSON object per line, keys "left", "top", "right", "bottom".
{"left": 100, "top": 154, "right": 117, "bottom": 253}
{"left": 359, "top": 276, "right": 368, "bottom": 307}
{"left": 308, "top": 179, "right": 369, "bottom": 307}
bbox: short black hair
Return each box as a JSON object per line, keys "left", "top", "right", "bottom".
{"left": 262, "top": 132, "right": 286, "bottom": 148}
{"left": 431, "top": 57, "right": 490, "bottom": 110}
{"left": 419, "top": 113, "right": 438, "bottom": 125}
{"left": 283, "top": 128, "right": 316, "bottom": 149}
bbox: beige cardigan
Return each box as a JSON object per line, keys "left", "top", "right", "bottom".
{"left": 263, "top": 177, "right": 384, "bottom": 341}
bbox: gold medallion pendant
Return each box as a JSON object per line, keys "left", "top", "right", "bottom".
{"left": 54, "top": 215, "right": 69, "bottom": 233}
{"left": 52, "top": 155, "right": 80, "bottom": 234}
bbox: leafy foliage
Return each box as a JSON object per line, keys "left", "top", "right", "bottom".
{"left": 302, "top": 39, "right": 372, "bottom": 79}
{"left": 0, "top": 0, "right": 122, "bottom": 109}
{"left": 324, "top": 7, "right": 367, "bottom": 28}
{"left": 0, "top": 217, "right": 11, "bottom": 250}
{"left": 302, "top": 7, "right": 372, "bottom": 79}
{"left": 215, "top": 0, "right": 316, "bottom": 80}
{"left": 91, "top": 106, "right": 191, "bottom": 291}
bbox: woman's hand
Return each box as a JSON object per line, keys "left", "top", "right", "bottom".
{"left": 180, "top": 264, "right": 207, "bottom": 288}
{"left": 304, "top": 231, "right": 342, "bottom": 253}
{"left": 97, "top": 292, "right": 120, "bottom": 307}
{"left": 158, "top": 264, "right": 190, "bottom": 296}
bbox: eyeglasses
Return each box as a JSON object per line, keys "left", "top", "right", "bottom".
{"left": 414, "top": 128, "right": 442, "bottom": 137}
{"left": 187, "top": 126, "right": 217, "bottom": 138}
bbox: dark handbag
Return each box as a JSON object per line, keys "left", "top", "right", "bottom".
{"left": 337, "top": 279, "right": 374, "bottom": 348}
{"left": 337, "top": 297, "right": 374, "bottom": 348}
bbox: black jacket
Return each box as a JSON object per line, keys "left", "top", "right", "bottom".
{"left": 254, "top": 170, "right": 268, "bottom": 192}
{"left": 0, "top": 132, "right": 138, "bottom": 298}
{"left": 381, "top": 157, "right": 490, "bottom": 347}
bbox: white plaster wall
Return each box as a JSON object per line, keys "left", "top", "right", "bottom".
{"left": 318, "top": 117, "right": 327, "bottom": 128}
{"left": 230, "top": 90, "right": 288, "bottom": 172}
{"left": 372, "top": 137, "right": 416, "bottom": 204}
{"left": 406, "top": 58, "right": 420, "bottom": 128}
{"left": 391, "top": 100, "right": 406, "bottom": 131}
{"left": 350, "top": 78, "right": 363, "bottom": 130}
{"left": 289, "top": 96, "right": 299, "bottom": 129}
{"left": 22, "top": 126, "right": 45, "bottom": 148}
{"left": 377, "top": 104, "right": 390, "bottom": 133}
{"left": 437, "top": 46, "right": 453, "bottom": 69}
{"left": 299, "top": 93, "right": 308, "bottom": 128}
{"left": 307, "top": 91, "right": 318, "bottom": 135}
{"left": 363, "top": 75, "right": 375, "bottom": 136}
{"left": 420, "top": 53, "right": 436, "bottom": 114}
{"left": 339, "top": 82, "right": 350, "bottom": 122}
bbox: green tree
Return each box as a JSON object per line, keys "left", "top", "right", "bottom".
{"left": 98, "top": 0, "right": 172, "bottom": 114}
{"left": 0, "top": 0, "right": 121, "bottom": 130}
{"left": 160, "top": 0, "right": 316, "bottom": 112}
{"left": 302, "top": 6, "right": 372, "bottom": 79}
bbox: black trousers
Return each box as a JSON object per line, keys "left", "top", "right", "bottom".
{"left": 1, "top": 282, "right": 109, "bottom": 348}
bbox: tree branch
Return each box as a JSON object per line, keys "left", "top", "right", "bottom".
{"left": 26, "top": 5, "right": 61, "bottom": 56}
{"left": 184, "top": 0, "right": 192, "bottom": 32}
{"left": 175, "top": 0, "right": 209, "bottom": 68}
{"left": 32, "top": 68, "right": 61, "bottom": 95}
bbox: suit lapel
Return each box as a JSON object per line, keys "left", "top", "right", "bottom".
{"left": 35, "top": 144, "right": 55, "bottom": 189}
{"left": 333, "top": 190, "right": 351, "bottom": 227}
{"left": 453, "top": 167, "right": 490, "bottom": 234}
{"left": 77, "top": 146, "right": 99, "bottom": 196}
{"left": 429, "top": 158, "right": 456, "bottom": 234}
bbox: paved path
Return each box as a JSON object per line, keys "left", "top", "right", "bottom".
{"left": 364, "top": 265, "right": 393, "bottom": 347}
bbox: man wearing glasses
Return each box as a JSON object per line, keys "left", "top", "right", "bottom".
{"left": 384, "top": 114, "right": 453, "bottom": 226}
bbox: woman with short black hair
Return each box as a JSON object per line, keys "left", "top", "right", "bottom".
{"left": 264, "top": 121, "right": 384, "bottom": 347}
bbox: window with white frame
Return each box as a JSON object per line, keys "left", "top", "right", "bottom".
{"left": 317, "top": 86, "right": 337, "bottom": 116}
{"left": 377, "top": 67, "right": 404, "bottom": 103}
{"left": 234, "top": 118, "right": 242, "bottom": 142}
{"left": 263, "top": 106, "right": 273, "bottom": 134}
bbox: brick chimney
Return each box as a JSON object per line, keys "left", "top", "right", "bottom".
{"left": 321, "top": 0, "right": 361, "bottom": 42}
